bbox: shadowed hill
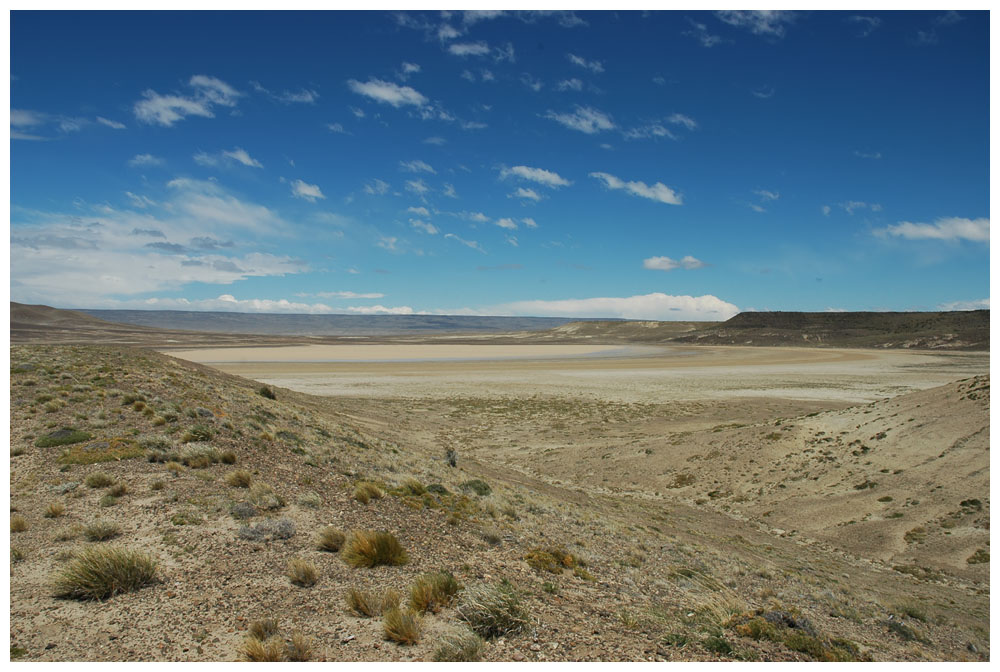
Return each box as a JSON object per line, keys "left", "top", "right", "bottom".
{"left": 668, "top": 311, "right": 989, "bottom": 349}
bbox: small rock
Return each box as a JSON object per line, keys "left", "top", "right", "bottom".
{"left": 45, "top": 643, "right": 56, "bottom": 650}
{"left": 512, "top": 652, "right": 525, "bottom": 661}
{"left": 530, "top": 644, "right": 541, "bottom": 652}
{"left": 341, "top": 635, "right": 355, "bottom": 643}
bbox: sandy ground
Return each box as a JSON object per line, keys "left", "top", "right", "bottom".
{"left": 167, "top": 345, "right": 988, "bottom": 405}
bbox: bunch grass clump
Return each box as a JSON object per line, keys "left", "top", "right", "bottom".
{"left": 84, "top": 519, "right": 121, "bottom": 541}
{"left": 409, "top": 571, "right": 461, "bottom": 613}
{"left": 44, "top": 502, "right": 66, "bottom": 518}
{"left": 52, "top": 546, "right": 158, "bottom": 600}
{"left": 343, "top": 530, "right": 409, "bottom": 568}
{"left": 11, "top": 515, "right": 29, "bottom": 533}
{"left": 240, "top": 637, "right": 285, "bottom": 662}
{"left": 433, "top": 628, "right": 484, "bottom": 662}
{"left": 85, "top": 472, "right": 115, "bottom": 488}
{"left": 286, "top": 633, "right": 311, "bottom": 661}
{"left": 383, "top": 607, "right": 421, "bottom": 645}
{"left": 353, "top": 481, "right": 384, "bottom": 504}
{"left": 454, "top": 582, "right": 531, "bottom": 639}
{"left": 346, "top": 587, "right": 400, "bottom": 618}
{"left": 179, "top": 442, "right": 220, "bottom": 469}
{"left": 225, "top": 470, "right": 253, "bottom": 488}
{"left": 248, "top": 618, "right": 280, "bottom": 641}
{"left": 317, "top": 526, "right": 346, "bottom": 552}
{"left": 249, "top": 482, "right": 285, "bottom": 510}
{"left": 287, "top": 557, "right": 318, "bottom": 587}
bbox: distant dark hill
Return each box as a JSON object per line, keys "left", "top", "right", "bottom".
{"left": 669, "top": 310, "right": 989, "bottom": 350}
{"left": 79, "top": 309, "right": 585, "bottom": 337}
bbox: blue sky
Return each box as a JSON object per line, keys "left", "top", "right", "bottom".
{"left": 9, "top": 9, "right": 990, "bottom": 320}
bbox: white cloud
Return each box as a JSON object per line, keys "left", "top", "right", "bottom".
{"left": 716, "top": 10, "right": 795, "bottom": 38}
{"left": 510, "top": 187, "right": 543, "bottom": 202}
{"left": 752, "top": 86, "right": 775, "bottom": 99}
{"left": 544, "top": 105, "right": 615, "bottom": 134}
{"left": 556, "top": 78, "right": 583, "bottom": 91}
{"left": 196, "top": 147, "right": 263, "bottom": 168}
{"left": 410, "top": 218, "right": 439, "bottom": 234}
{"left": 134, "top": 74, "right": 241, "bottom": 127}
{"left": 481, "top": 69, "right": 495, "bottom": 82}
{"left": 452, "top": 211, "right": 489, "bottom": 223}
{"left": 423, "top": 136, "right": 447, "bottom": 145}
{"left": 496, "top": 217, "right": 518, "bottom": 230}
{"left": 291, "top": 179, "right": 326, "bottom": 202}
{"left": 821, "top": 205, "right": 831, "bottom": 216}
{"left": 748, "top": 204, "right": 766, "bottom": 213}
{"left": 350, "top": 106, "right": 366, "bottom": 118}
{"left": 589, "top": 172, "right": 683, "bottom": 205}
{"left": 520, "top": 74, "right": 544, "bottom": 92}
{"left": 444, "top": 233, "right": 485, "bottom": 253}
{"left": 840, "top": 200, "right": 880, "bottom": 215}
{"left": 567, "top": 53, "right": 604, "bottom": 73}
{"left": 125, "top": 192, "right": 157, "bottom": 209}
{"left": 461, "top": 69, "right": 476, "bottom": 82}
{"left": 128, "top": 153, "right": 164, "bottom": 167}
{"left": 854, "top": 150, "right": 882, "bottom": 159}
{"left": 938, "top": 298, "right": 990, "bottom": 311}
{"left": 499, "top": 292, "right": 738, "bottom": 320}
{"left": 643, "top": 255, "right": 706, "bottom": 271}
{"left": 399, "top": 62, "right": 421, "bottom": 80}
{"left": 327, "top": 122, "right": 347, "bottom": 133}
{"left": 460, "top": 120, "right": 488, "bottom": 130}
{"left": 345, "top": 304, "right": 415, "bottom": 315}
{"left": 308, "top": 291, "right": 385, "bottom": 299}
{"left": 506, "top": 236, "right": 519, "bottom": 247}
{"left": 364, "top": 179, "right": 390, "bottom": 196}
{"left": 493, "top": 42, "right": 516, "bottom": 63}
{"left": 667, "top": 113, "right": 697, "bottom": 130}
{"left": 443, "top": 183, "right": 458, "bottom": 198}
{"left": 685, "top": 18, "right": 723, "bottom": 47}
{"left": 876, "top": 217, "right": 989, "bottom": 242}
{"left": 377, "top": 235, "right": 398, "bottom": 251}
{"left": 407, "top": 206, "right": 430, "bottom": 216}
{"left": 449, "top": 42, "right": 491, "bottom": 57}
{"left": 500, "top": 165, "right": 572, "bottom": 188}
{"left": 137, "top": 295, "right": 337, "bottom": 313}
{"left": 11, "top": 109, "right": 44, "bottom": 127}
{"left": 849, "top": 15, "right": 882, "bottom": 37}
{"left": 406, "top": 179, "right": 429, "bottom": 195}
{"left": 96, "top": 116, "right": 126, "bottom": 129}
{"left": 347, "top": 78, "right": 428, "bottom": 107}
{"left": 522, "top": 217, "right": 538, "bottom": 229}
{"left": 754, "top": 190, "right": 779, "bottom": 201}
{"left": 277, "top": 89, "right": 318, "bottom": 104}
{"left": 399, "top": 159, "right": 436, "bottom": 174}
{"left": 463, "top": 10, "right": 505, "bottom": 25}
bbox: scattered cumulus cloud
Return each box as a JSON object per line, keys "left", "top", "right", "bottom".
{"left": 522, "top": 217, "right": 538, "bottom": 229}
{"left": 544, "top": 105, "right": 615, "bottom": 134}
{"left": 406, "top": 179, "right": 429, "bottom": 195}
{"left": 410, "top": 219, "right": 439, "bottom": 234}
{"left": 684, "top": 18, "right": 723, "bottom": 47}
{"left": 643, "top": 255, "right": 706, "bottom": 271}
{"left": 840, "top": 201, "right": 882, "bottom": 215}
{"left": 496, "top": 217, "right": 518, "bottom": 230}
{"left": 128, "top": 153, "right": 164, "bottom": 167}
{"left": 345, "top": 304, "right": 415, "bottom": 315}
{"left": 407, "top": 206, "right": 430, "bottom": 216}
{"left": 938, "top": 298, "right": 989, "bottom": 311}
{"left": 449, "top": 41, "right": 491, "bottom": 57}
{"left": 444, "top": 233, "right": 485, "bottom": 253}
{"left": 876, "top": 217, "right": 988, "bottom": 242}
{"left": 821, "top": 205, "right": 832, "bottom": 216}
{"left": 291, "top": 179, "right": 326, "bottom": 202}
{"left": 752, "top": 86, "right": 775, "bottom": 99}
{"left": 326, "top": 122, "right": 347, "bottom": 133}
{"left": 399, "top": 159, "right": 436, "bottom": 174}
{"left": 567, "top": 53, "right": 604, "bottom": 73}
{"left": 556, "top": 78, "right": 583, "bottom": 92}
{"left": 195, "top": 147, "right": 263, "bottom": 169}
{"left": 134, "top": 74, "right": 241, "bottom": 127}
{"left": 500, "top": 165, "right": 572, "bottom": 188}
{"left": 589, "top": 172, "right": 683, "bottom": 205}
{"left": 520, "top": 74, "right": 544, "bottom": 92}
{"left": 364, "top": 179, "right": 390, "bottom": 196}
{"left": 423, "top": 136, "right": 447, "bottom": 145}
{"left": 854, "top": 150, "right": 882, "bottom": 159}
{"left": 96, "top": 116, "right": 126, "bottom": 129}
{"left": 715, "top": 10, "right": 795, "bottom": 38}
{"left": 849, "top": 15, "right": 882, "bottom": 37}
{"left": 498, "top": 292, "right": 739, "bottom": 321}
{"left": 510, "top": 187, "right": 543, "bottom": 202}
{"left": 347, "top": 78, "right": 428, "bottom": 107}
{"left": 442, "top": 183, "right": 458, "bottom": 198}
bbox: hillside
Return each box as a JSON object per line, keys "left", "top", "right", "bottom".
{"left": 668, "top": 311, "right": 989, "bottom": 350}
{"left": 8, "top": 344, "right": 990, "bottom": 661}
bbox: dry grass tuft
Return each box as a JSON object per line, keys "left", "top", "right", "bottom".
{"left": 454, "top": 582, "right": 531, "bottom": 639}
{"left": 52, "top": 546, "right": 158, "bottom": 600}
{"left": 44, "top": 502, "right": 66, "bottom": 518}
{"left": 383, "top": 607, "right": 421, "bottom": 645}
{"left": 249, "top": 482, "right": 285, "bottom": 510}
{"left": 347, "top": 587, "right": 400, "bottom": 618}
{"left": 84, "top": 520, "right": 121, "bottom": 541}
{"left": 287, "top": 557, "right": 318, "bottom": 587}
{"left": 409, "top": 571, "right": 461, "bottom": 613}
{"left": 286, "top": 633, "right": 312, "bottom": 661}
{"left": 240, "top": 636, "right": 285, "bottom": 662}
{"left": 317, "top": 526, "right": 346, "bottom": 552}
{"left": 433, "top": 628, "right": 484, "bottom": 662}
{"left": 225, "top": 470, "right": 253, "bottom": 488}
{"left": 248, "top": 618, "right": 280, "bottom": 641}
{"left": 343, "top": 530, "right": 409, "bottom": 568}
{"left": 353, "top": 481, "right": 384, "bottom": 504}
{"left": 11, "top": 515, "right": 29, "bottom": 533}
{"left": 85, "top": 472, "right": 115, "bottom": 488}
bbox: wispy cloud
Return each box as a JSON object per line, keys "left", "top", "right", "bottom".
{"left": 876, "top": 217, "right": 988, "bottom": 242}
{"left": 938, "top": 298, "right": 989, "bottom": 311}
{"left": 444, "top": 233, "right": 485, "bottom": 253}
{"left": 128, "top": 153, "right": 164, "bottom": 167}
{"left": 556, "top": 78, "right": 583, "bottom": 92}
{"left": 406, "top": 179, "right": 429, "bottom": 195}
{"left": 347, "top": 78, "right": 428, "bottom": 107}
{"left": 364, "top": 179, "right": 390, "bottom": 196}
{"left": 496, "top": 217, "right": 518, "bottom": 230}
{"left": 399, "top": 159, "right": 436, "bottom": 174}
{"left": 497, "top": 292, "right": 738, "bottom": 320}
{"left": 291, "top": 179, "right": 325, "bottom": 202}
{"left": 134, "top": 74, "right": 241, "bottom": 126}
{"left": 840, "top": 201, "right": 881, "bottom": 215}
{"left": 684, "top": 18, "right": 723, "bottom": 47}
{"left": 500, "top": 165, "right": 572, "bottom": 188}
{"left": 522, "top": 217, "right": 538, "bottom": 229}
{"left": 96, "top": 116, "right": 126, "bottom": 129}
{"left": 589, "top": 172, "right": 683, "bottom": 205}
{"left": 398, "top": 62, "right": 421, "bottom": 80}
{"left": 326, "top": 122, "right": 348, "bottom": 134}
{"left": 751, "top": 86, "right": 775, "bottom": 99}
{"left": 306, "top": 290, "right": 385, "bottom": 299}
{"left": 854, "top": 150, "right": 882, "bottom": 159}
{"left": 407, "top": 206, "right": 430, "bottom": 216}
{"left": 195, "top": 147, "right": 263, "bottom": 169}
{"left": 544, "top": 105, "right": 615, "bottom": 134}
{"left": 643, "top": 255, "right": 706, "bottom": 271}
{"left": 520, "top": 74, "right": 544, "bottom": 92}
{"left": 252, "top": 81, "right": 319, "bottom": 104}
{"left": 510, "top": 187, "right": 543, "bottom": 202}
{"left": 410, "top": 218, "right": 439, "bottom": 234}
{"left": 716, "top": 10, "right": 795, "bottom": 38}
{"left": 423, "top": 136, "right": 447, "bottom": 145}
{"left": 449, "top": 41, "right": 491, "bottom": 57}
{"left": 848, "top": 15, "right": 882, "bottom": 37}
{"left": 567, "top": 53, "right": 604, "bottom": 73}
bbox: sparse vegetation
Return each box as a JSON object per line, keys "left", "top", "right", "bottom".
{"left": 52, "top": 546, "right": 158, "bottom": 600}
{"left": 342, "top": 530, "right": 409, "bottom": 568}
{"left": 286, "top": 557, "right": 318, "bottom": 587}
{"left": 316, "top": 526, "right": 345, "bottom": 552}
{"left": 44, "top": 502, "right": 66, "bottom": 518}
{"left": 433, "top": 628, "right": 484, "bottom": 662}
{"left": 353, "top": 481, "right": 384, "bottom": 503}
{"left": 84, "top": 520, "right": 121, "bottom": 541}
{"left": 248, "top": 482, "right": 285, "bottom": 510}
{"left": 409, "top": 571, "right": 460, "bottom": 613}
{"left": 460, "top": 479, "right": 492, "bottom": 497}
{"left": 248, "top": 618, "right": 280, "bottom": 641}
{"left": 225, "top": 470, "right": 253, "bottom": 488}
{"left": 11, "top": 515, "right": 29, "bottom": 533}
{"left": 85, "top": 472, "right": 115, "bottom": 488}
{"left": 238, "top": 518, "right": 295, "bottom": 542}
{"left": 347, "top": 587, "right": 400, "bottom": 618}
{"left": 258, "top": 385, "right": 277, "bottom": 400}
{"left": 286, "top": 633, "right": 311, "bottom": 661}
{"left": 34, "top": 428, "right": 92, "bottom": 448}
{"left": 240, "top": 637, "right": 285, "bottom": 662}
{"left": 525, "top": 546, "right": 579, "bottom": 574}
{"left": 382, "top": 607, "right": 421, "bottom": 645}
{"left": 454, "top": 582, "right": 531, "bottom": 639}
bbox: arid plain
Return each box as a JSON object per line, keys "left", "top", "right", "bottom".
{"left": 10, "top": 306, "right": 990, "bottom": 661}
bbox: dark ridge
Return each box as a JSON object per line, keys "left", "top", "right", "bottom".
{"left": 670, "top": 310, "right": 989, "bottom": 350}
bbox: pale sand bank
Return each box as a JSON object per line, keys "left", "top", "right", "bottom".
{"left": 164, "top": 343, "right": 664, "bottom": 363}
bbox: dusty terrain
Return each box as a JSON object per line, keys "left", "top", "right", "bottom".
{"left": 8, "top": 308, "right": 991, "bottom": 662}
